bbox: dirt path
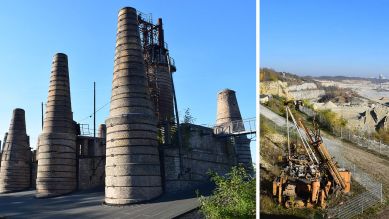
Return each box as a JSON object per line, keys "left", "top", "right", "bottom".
{"left": 322, "top": 134, "right": 389, "bottom": 196}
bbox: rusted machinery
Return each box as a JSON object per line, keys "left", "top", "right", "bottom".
{"left": 273, "top": 104, "right": 351, "bottom": 208}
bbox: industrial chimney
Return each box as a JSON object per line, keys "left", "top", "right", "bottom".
{"left": 0, "top": 109, "right": 31, "bottom": 193}
{"left": 216, "top": 89, "right": 252, "bottom": 167}
{"left": 104, "top": 7, "right": 162, "bottom": 205}
{"left": 36, "top": 53, "right": 77, "bottom": 198}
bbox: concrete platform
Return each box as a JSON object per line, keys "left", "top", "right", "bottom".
{"left": 0, "top": 187, "right": 202, "bottom": 218}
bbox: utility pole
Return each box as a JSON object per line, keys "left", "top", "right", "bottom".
{"left": 94, "top": 82, "right": 96, "bottom": 139}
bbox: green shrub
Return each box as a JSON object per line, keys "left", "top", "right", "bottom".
{"left": 260, "top": 68, "right": 279, "bottom": 81}
{"left": 374, "top": 128, "right": 389, "bottom": 145}
{"left": 265, "top": 96, "right": 286, "bottom": 117}
{"left": 260, "top": 115, "right": 276, "bottom": 136}
{"left": 302, "top": 99, "right": 314, "bottom": 109}
{"left": 316, "top": 109, "right": 347, "bottom": 131}
{"left": 199, "top": 166, "right": 256, "bottom": 219}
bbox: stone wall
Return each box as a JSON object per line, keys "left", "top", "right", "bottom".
{"left": 78, "top": 157, "right": 105, "bottom": 190}
{"left": 76, "top": 136, "right": 105, "bottom": 190}
{"left": 34, "top": 124, "right": 236, "bottom": 193}
{"left": 31, "top": 149, "right": 37, "bottom": 188}
{"left": 32, "top": 162, "right": 37, "bottom": 188}
{"left": 1, "top": 124, "right": 246, "bottom": 194}
{"left": 163, "top": 124, "right": 235, "bottom": 193}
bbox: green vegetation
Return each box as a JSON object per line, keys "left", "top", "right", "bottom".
{"left": 177, "top": 108, "right": 195, "bottom": 149}
{"left": 316, "top": 109, "right": 347, "bottom": 132}
{"left": 264, "top": 95, "right": 286, "bottom": 117}
{"left": 302, "top": 99, "right": 314, "bottom": 109}
{"left": 260, "top": 115, "right": 285, "bottom": 165}
{"left": 260, "top": 115, "right": 277, "bottom": 136}
{"left": 183, "top": 108, "right": 195, "bottom": 124}
{"left": 373, "top": 128, "right": 389, "bottom": 146}
{"left": 263, "top": 94, "right": 347, "bottom": 138}
{"left": 199, "top": 166, "right": 256, "bottom": 219}
{"left": 260, "top": 68, "right": 279, "bottom": 81}
{"left": 260, "top": 195, "right": 325, "bottom": 219}
{"left": 264, "top": 96, "right": 303, "bottom": 126}
{"left": 260, "top": 67, "right": 314, "bottom": 85}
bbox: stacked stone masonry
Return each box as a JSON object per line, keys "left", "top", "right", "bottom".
{"left": 0, "top": 109, "right": 31, "bottom": 193}
{"left": 163, "top": 124, "right": 234, "bottom": 193}
{"left": 146, "top": 58, "right": 174, "bottom": 122}
{"left": 105, "top": 7, "right": 162, "bottom": 205}
{"left": 216, "top": 89, "right": 243, "bottom": 128}
{"left": 98, "top": 124, "right": 107, "bottom": 139}
{"left": 216, "top": 89, "right": 252, "bottom": 167}
{"left": 77, "top": 135, "right": 106, "bottom": 190}
{"left": 36, "top": 53, "right": 77, "bottom": 198}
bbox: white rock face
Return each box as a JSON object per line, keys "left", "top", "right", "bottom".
{"left": 288, "top": 83, "right": 318, "bottom": 91}
{"left": 289, "top": 90, "right": 325, "bottom": 100}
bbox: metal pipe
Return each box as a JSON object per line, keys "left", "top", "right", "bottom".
{"left": 167, "top": 52, "right": 183, "bottom": 177}
{"left": 286, "top": 106, "right": 290, "bottom": 158}
{"left": 286, "top": 107, "right": 318, "bottom": 164}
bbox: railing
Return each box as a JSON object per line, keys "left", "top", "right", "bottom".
{"left": 79, "top": 124, "right": 101, "bottom": 137}
{"left": 137, "top": 11, "right": 153, "bottom": 24}
{"left": 80, "top": 124, "right": 91, "bottom": 136}
{"left": 213, "top": 117, "right": 256, "bottom": 136}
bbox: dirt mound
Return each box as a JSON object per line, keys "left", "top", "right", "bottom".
{"left": 322, "top": 101, "right": 337, "bottom": 109}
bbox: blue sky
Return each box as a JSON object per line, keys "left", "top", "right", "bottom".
{"left": 261, "top": 0, "right": 389, "bottom": 77}
{"left": 0, "top": 1, "right": 256, "bottom": 162}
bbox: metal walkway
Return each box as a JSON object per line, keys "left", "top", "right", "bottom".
{"left": 213, "top": 117, "right": 256, "bottom": 137}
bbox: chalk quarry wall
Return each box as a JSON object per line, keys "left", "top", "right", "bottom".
{"left": 261, "top": 81, "right": 324, "bottom": 100}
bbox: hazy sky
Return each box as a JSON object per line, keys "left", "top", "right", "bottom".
{"left": 0, "top": 1, "right": 256, "bottom": 162}
{"left": 261, "top": 0, "right": 389, "bottom": 78}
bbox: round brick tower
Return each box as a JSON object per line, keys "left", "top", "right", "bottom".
{"left": 98, "top": 124, "right": 107, "bottom": 139}
{"left": 0, "top": 108, "right": 31, "bottom": 193}
{"left": 216, "top": 89, "right": 243, "bottom": 128}
{"left": 36, "top": 53, "right": 77, "bottom": 198}
{"left": 216, "top": 89, "right": 252, "bottom": 166}
{"left": 104, "top": 7, "right": 162, "bottom": 205}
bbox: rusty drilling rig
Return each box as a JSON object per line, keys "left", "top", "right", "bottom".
{"left": 273, "top": 102, "right": 351, "bottom": 208}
